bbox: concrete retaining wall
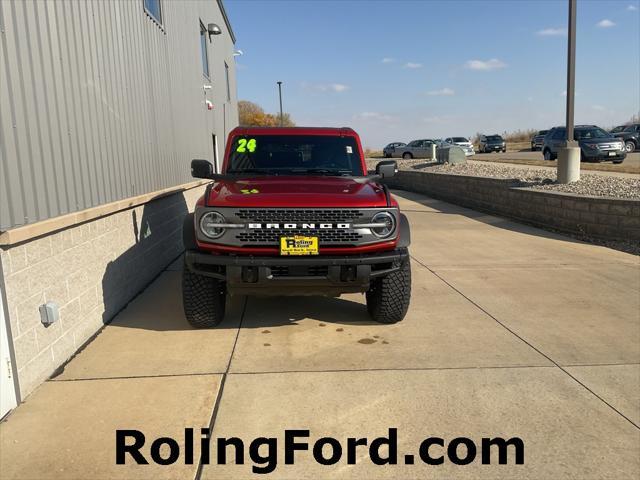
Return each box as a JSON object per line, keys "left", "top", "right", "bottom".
{"left": 385, "top": 170, "right": 639, "bottom": 241}
{"left": 0, "top": 184, "right": 206, "bottom": 398}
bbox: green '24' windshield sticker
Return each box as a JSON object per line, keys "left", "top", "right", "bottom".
{"left": 236, "top": 138, "right": 257, "bottom": 153}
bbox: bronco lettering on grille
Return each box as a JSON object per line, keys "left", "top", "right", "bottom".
{"left": 247, "top": 223, "right": 351, "bottom": 229}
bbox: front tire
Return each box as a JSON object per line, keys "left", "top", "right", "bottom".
{"left": 182, "top": 264, "right": 226, "bottom": 328}
{"left": 625, "top": 140, "right": 636, "bottom": 153}
{"left": 543, "top": 149, "right": 554, "bottom": 161}
{"left": 366, "top": 260, "right": 411, "bottom": 324}
{"left": 402, "top": 152, "right": 413, "bottom": 160}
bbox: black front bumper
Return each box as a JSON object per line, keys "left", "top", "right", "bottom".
{"left": 185, "top": 248, "right": 409, "bottom": 295}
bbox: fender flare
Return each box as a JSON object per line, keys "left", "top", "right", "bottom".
{"left": 183, "top": 212, "right": 196, "bottom": 250}
{"left": 397, "top": 213, "right": 411, "bottom": 248}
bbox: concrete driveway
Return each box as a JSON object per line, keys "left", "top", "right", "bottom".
{"left": 1, "top": 190, "right": 638, "bottom": 479}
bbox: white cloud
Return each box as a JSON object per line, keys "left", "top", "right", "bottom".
{"left": 329, "top": 83, "right": 349, "bottom": 92}
{"left": 404, "top": 62, "right": 423, "bottom": 69}
{"left": 596, "top": 19, "right": 616, "bottom": 28}
{"left": 464, "top": 58, "right": 507, "bottom": 71}
{"left": 381, "top": 57, "right": 395, "bottom": 63}
{"left": 627, "top": 5, "right": 638, "bottom": 11}
{"left": 536, "top": 27, "right": 567, "bottom": 36}
{"left": 303, "top": 82, "right": 350, "bottom": 93}
{"left": 354, "top": 112, "right": 395, "bottom": 121}
{"left": 427, "top": 87, "right": 455, "bottom": 96}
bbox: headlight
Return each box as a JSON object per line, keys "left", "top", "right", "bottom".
{"left": 370, "top": 212, "right": 396, "bottom": 239}
{"left": 200, "top": 211, "right": 226, "bottom": 239}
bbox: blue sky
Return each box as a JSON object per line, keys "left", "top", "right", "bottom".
{"left": 226, "top": 0, "right": 640, "bottom": 148}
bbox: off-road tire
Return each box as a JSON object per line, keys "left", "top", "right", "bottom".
{"left": 366, "top": 259, "right": 411, "bottom": 324}
{"left": 182, "top": 264, "right": 226, "bottom": 328}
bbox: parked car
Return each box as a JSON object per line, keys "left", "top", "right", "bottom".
{"left": 542, "top": 125, "right": 626, "bottom": 163}
{"left": 383, "top": 142, "right": 406, "bottom": 158}
{"left": 478, "top": 134, "right": 506, "bottom": 153}
{"left": 610, "top": 125, "right": 627, "bottom": 134}
{"left": 396, "top": 139, "right": 436, "bottom": 159}
{"left": 444, "top": 137, "right": 475, "bottom": 156}
{"left": 185, "top": 126, "right": 411, "bottom": 326}
{"left": 530, "top": 130, "right": 549, "bottom": 151}
{"left": 611, "top": 123, "right": 639, "bottom": 153}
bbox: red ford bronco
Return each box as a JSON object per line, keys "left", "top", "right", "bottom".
{"left": 183, "top": 127, "right": 411, "bottom": 327}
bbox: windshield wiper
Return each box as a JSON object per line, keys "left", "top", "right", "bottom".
{"left": 287, "top": 168, "right": 353, "bottom": 176}
{"left": 226, "top": 168, "right": 280, "bottom": 175}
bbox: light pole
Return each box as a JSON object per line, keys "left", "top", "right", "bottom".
{"left": 277, "top": 81, "right": 283, "bottom": 126}
{"left": 558, "top": 0, "right": 580, "bottom": 184}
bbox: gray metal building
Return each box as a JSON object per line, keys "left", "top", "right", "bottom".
{"left": 0, "top": 0, "right": 238, "bottom": 413}
{"left": 0, "top": 0, "right": 238, "bottom": 230}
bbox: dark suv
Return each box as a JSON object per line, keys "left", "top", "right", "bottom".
{"left": 530, "top": 130, "right": 549, "bottom": 151}
{"left": 542, "top": 125, "right": 626, "bottom": 163}
{"left": 477, "top": 134, "right": 506, "bottom": 153}
{"left": 611, "top": 123, "right": 639, "bottom": 153}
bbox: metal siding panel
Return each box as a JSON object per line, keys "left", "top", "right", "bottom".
{"left": 6, "top": 0, "right": 41, "bottom": 224}
{"left": 44, "top": 0, "right": 75, "bottom": 213}
{"left": 20, "top": 0, "right": 54, "bottom": 219}
{"left": 0, "top": 0, "right": 20, "bottom": 229}
{"left": 75, "top": 0, "right": 102, "bottom": 205}
{"left": 119, "top": 1, "right": 142, "bottom": 197}
{"left": 56, "top": 0, "right": 86, "bottom": 210}
{"left": 0, "top": 0, "right": 236, "bottom": 231}
{"left": 31, "top": 0, "right": 65, "bottom": 215}
{"left": 102, "top": 0, "right": 125, "bottom": 200}
{"left": 84, "top": 0, "right": 109, "bottom": 205}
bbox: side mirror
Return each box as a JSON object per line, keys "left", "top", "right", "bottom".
{"left": 375, "top": 160, "right": 397, "bottom": 179}
{"left": 191, "top": 159, "right": 214, "bottom": 179}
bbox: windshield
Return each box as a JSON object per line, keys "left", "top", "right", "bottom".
{"left": 623, "top": 124, "right": 638, "bottom": 132}
{"left": 575, "top": 128, "right": 610, "bottom": 139}
{"left": 486, "top": 135, "right": 503, "bottom": 141}
{"left": 227, "top": 134, "right": 364, "bottom": 176}
{"left": 452, "top": 137, "right": 468, "bottom": 142}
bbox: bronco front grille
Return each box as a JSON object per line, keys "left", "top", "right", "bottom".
{"left": 236, "top": 209, "right": 364, "bottom": 223}
{"left": 236, "top": 229, "right": 362, "bottom": 245}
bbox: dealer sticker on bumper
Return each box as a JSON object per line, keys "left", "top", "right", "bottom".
{"left": 280, "top": 236, "right": 319, "bottom": 256}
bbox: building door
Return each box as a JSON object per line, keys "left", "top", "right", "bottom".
{"left": 1, "top": 283, "right": 18, "bottom": 418}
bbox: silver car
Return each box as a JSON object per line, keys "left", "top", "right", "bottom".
{"left": 394, "top": 139, "right": 436, "bottom": 159}
{"left": 444, "top": 137, "right": 475, "bottom": 156}
{"left": 383, "top": 142, "right": 406, "bottom": 158}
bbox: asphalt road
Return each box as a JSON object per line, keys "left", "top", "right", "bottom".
{"left": 475, "top": 150, "right": 640, "bottom": 171}
{"left": 1, "top": 190, "right": 638, "bottom": 479}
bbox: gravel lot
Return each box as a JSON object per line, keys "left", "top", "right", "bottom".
{"left": 367, "top": 159, "right": 640, "bottom": 200}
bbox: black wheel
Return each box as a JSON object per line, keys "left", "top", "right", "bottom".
{"left": 182, "top": 264, "right": 226, "bottom": 328}
{"left": 384, "top": 152, "right": 391, "bottom": 158}
{"left": 366, "top": 259, "right": 411, "bottom": 324}
{"left": 613, "top": 160, "right": 624, "bottom": 164}
{"left": 543, "top": 149, "right": 553, "bottom": 161}
{"left": 624, "top": 140, "right": 636, "bottom": 153}
{"left": 402, "top": 152, "right": 413, "bottom": 159}
{"left": 502, "top": 149, "right": 506, "bottom": 153}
